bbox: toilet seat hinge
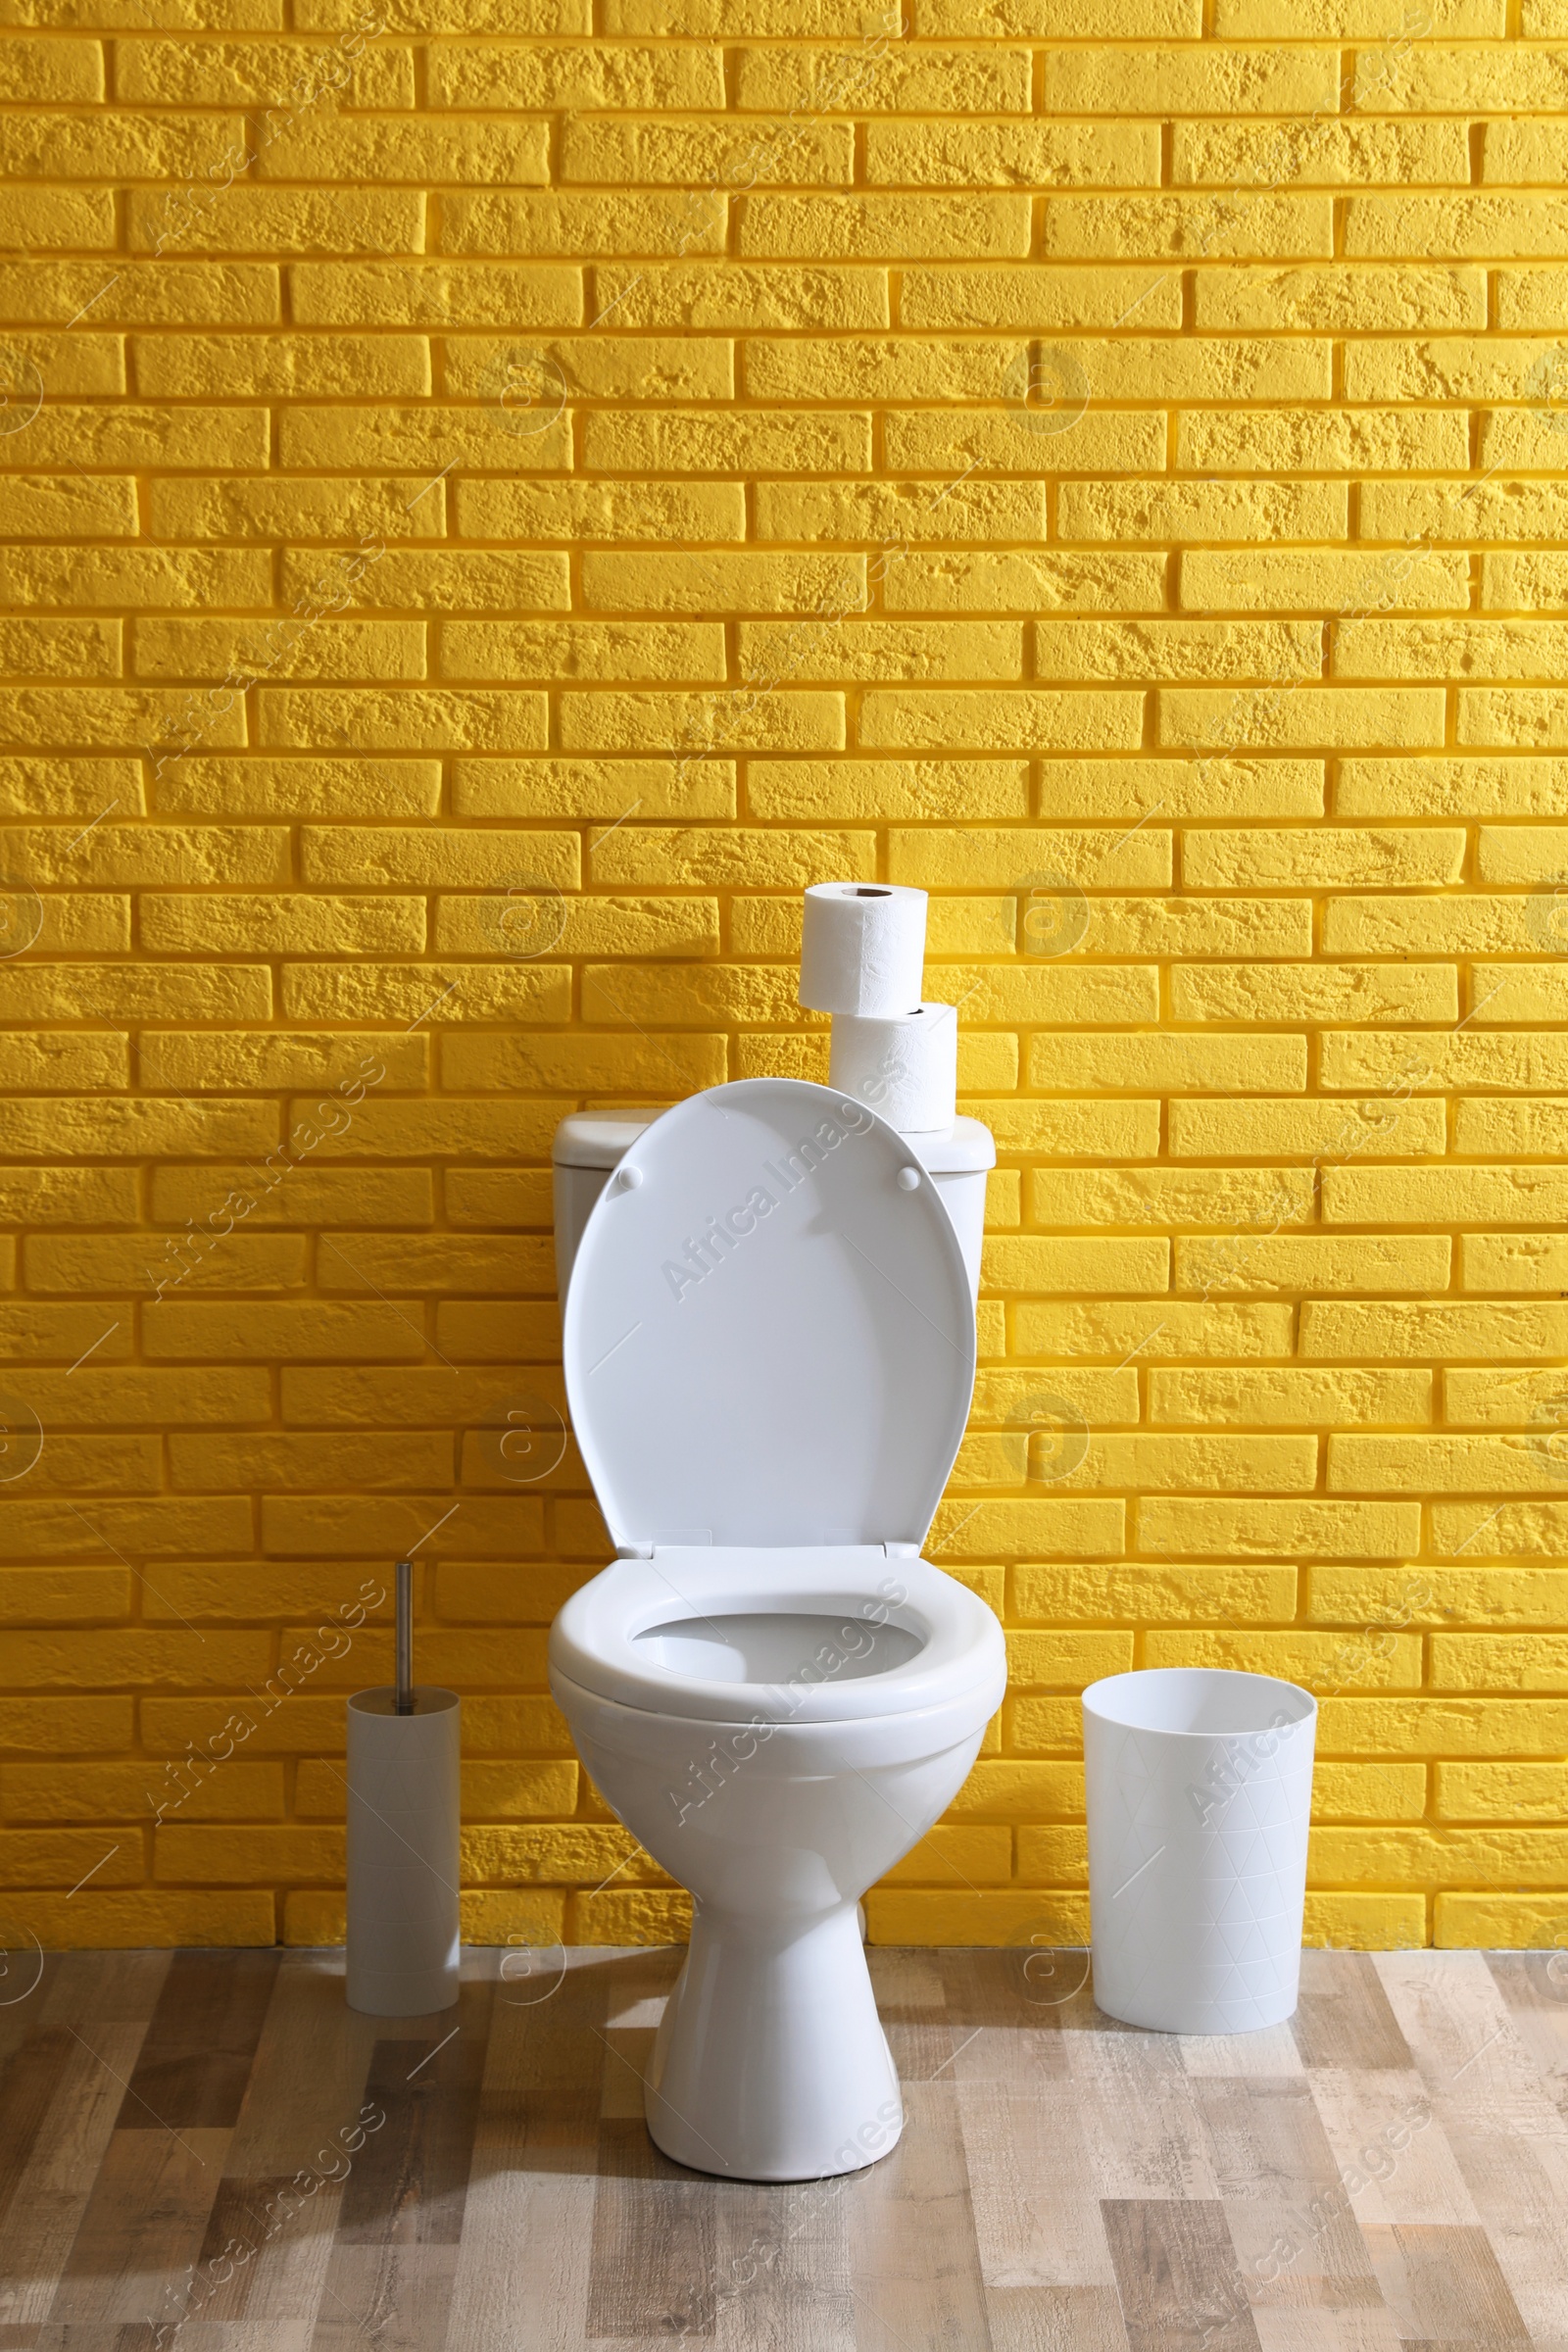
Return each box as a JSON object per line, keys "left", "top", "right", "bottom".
{"left": 615, "top": 1542, "right": 656, "bottom": 1559}
{"left": 882, "top": 1541, "right": 920, "bottom": 1557}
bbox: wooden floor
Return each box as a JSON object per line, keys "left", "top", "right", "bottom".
{"left": 1, "top": 1944, "right": 1566, "bottom": 2350}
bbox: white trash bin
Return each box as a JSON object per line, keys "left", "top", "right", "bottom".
{"left": 1083, "top": 1667, "right": 1317, "bottom": 2035}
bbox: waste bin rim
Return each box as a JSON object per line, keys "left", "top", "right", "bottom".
{"left": 1082, "top": 1665, "right": 1316, "bottom": 1739}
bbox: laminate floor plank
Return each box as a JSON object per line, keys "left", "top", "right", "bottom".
{"left": 1482, "top": 1958, "right": 1568, "bottom": 2120}
{"left": 40, "top": 1950, "right": 171, "bottom": 2032}
{"left": 1, "top": 2328, "right": 188, "bottom": 2352}
{"left": 849, "top": 2078, "right": 993, "bottom": 2352}
{"left": 0, "top": 2027, "right": 82, "bottom": 2245}
{"left": 866, "top": 1948, "right": 956, "bottom": 2086}
{"left": 152, "top": 2327, "right": 319, "bottom": 2351}
{"left": 1434, "top": 2104, "right": 1568, "bottom": 2346}
{"left": 0, "top": 1973, "right": 49, "bottom": 2086}
{"left": 585, "top": 1950, "right": 740, "bottom": 2343}
{"left": 942, "top": 1948, "right": 1074, "bottom": 2093}
{"left": 1360, "top": 2221, "right": 1533, "bottom": 2346}
{"left": 182, "top": 2170, "right": 345, "bottom": 2329}
{"left": 1372, "top": 1956, "right": 1558, "bottom": 2135}
{"left": 1068, "top": 2034, "right": 1222, "bottom": 2205}
{"left": 597, "top": 1950, "right": 682, "bottom": 2127}
{"left": 310, "top": 2239, "right": 460, "bottom": 2352}
{"left": 292, "top": 1974, "right": 492, "bottom": 2352}
{"left": 1250, "top": 2312, "right": 1403, "bottom": 2352}
{"left": 1292, "top": 1957, "right": 1414, "bottom": 2076}
{"left": 1195, "top": 2075, "right": 1384, "bottom": 2323}
{"left": 982, "top": 2280, "right": 1130, "bottom": 2352}
{"left": 443, "top": 1949, "right": 610, "bottom": 2352}
{"left": 0, "top": 2023, "right": 150, "bottom": 2326}
{"left": 956, "top": 2063, "right": 1115, "bottom": 2289}
{"left": 44, "top": 2126, "right": 230, "bottom": 2327}
{"left": 1100, "top": 2196, "right": 1262, "bottom": 2352}
{"left": 336, "top": 1981, "right": 492, "bottom": 2248}
{"left": 1221, "top": 2198, "right": 1383, "bottom": 2322}
{"left": 1181, "top": 2029, "right": 1307, "bottom": 2082}
{"left": 220, "top": 1953, "right": 385, "bottom": 2179}
{"left": 120, "top": 1951, "right": 278, "bottom": 2132}
{"left": 586, "top": 2116, "right": 719, "bottom": 2340}
{"left": 1195, "top": 2077, "right": 1345, "bottom": 2206}
{"left": 710, "top": 2172, "right": 858, "bottom": 2352}
{"left": 938, "top": 1947, "right": 1068, "bottom": 2037}
{"left": 8, "top": 1948, "right": 1568, "bottom": 2352}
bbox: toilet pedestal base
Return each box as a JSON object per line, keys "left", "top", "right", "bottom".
{"left": 645, "top": 1900, "right": 904, "bottom": 2182}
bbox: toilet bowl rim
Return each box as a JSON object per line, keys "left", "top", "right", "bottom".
{"left": 549, "top": 1544, "right": 1005, "bottom": 1727}
{"left": 549, "top": 1660, "right": 1007, "bottom": 1763}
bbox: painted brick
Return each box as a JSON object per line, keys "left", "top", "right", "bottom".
{"left": 1172, "top": 962, "right": 1456, "bottom": 1024}
{"left": 1196, "top": 266, "right": 1485, "bottom": 331}
{"left": 734, "top": 44, "right": 1033, "bottom": 116}
{"left": 902, "top": 266, "right": 1183, "bottom": 331}
{"left": 1166, "top": 1094, "right": 1448, "bottom": 1159}
{"left": 1139, "top": 1499, "right": 1422, "bottom": 1559}
{"left": 1044, "top": 47, "right": 1337, "bottom": 115}
{"left": 1151, "top": 1369, "right": 1433, "bottom": 1426}
{"left": 1143, "top": 1630, "right": 1422, "bottom": 1687}
{"left": 0, "top": 2, "right": 1554, "bottom": 1963}
{"left": 1014, "top": 1302, "right": 1294, "bottom": 1358}
{"left": 1177, "top": 1234, "right": 1451, "bottom": 1297}
{"left": 867, "top": 122, "right": 1158, "bottom": 188}
{"left": 1182, "top": 551, "right": 1470, "bottom": 615}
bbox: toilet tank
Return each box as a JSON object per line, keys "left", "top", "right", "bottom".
{"left": 553, "top": 1107, "right": 996, "bottom": 1306}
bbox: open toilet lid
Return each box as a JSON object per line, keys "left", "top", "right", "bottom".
{"left": 562, "top": 1078, "right": 976, "bottom": 1553}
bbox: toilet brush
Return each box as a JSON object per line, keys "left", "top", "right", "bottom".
{"left": 345, "top": 1559, "right": 462, "bottom": 2015}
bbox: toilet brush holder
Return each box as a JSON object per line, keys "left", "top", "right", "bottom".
{"left": 345, "top": 1560, "right": 461, "bottom": 2016}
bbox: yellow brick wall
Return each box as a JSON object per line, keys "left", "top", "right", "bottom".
{"left": 0, "top": 0, "right": 1564, "bottom": 1959}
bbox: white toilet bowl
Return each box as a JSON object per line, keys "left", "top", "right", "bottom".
{"left": 548, "top": 1077, "right": 1005, "bottom": 2181}
{"left": 552, "top": 1547, "right": 1004, "bottom": 2180}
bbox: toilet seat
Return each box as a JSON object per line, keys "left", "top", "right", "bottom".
{"left": 561, "top": 1078, "right": 976, "bottom": 1556}
{"left": 551, "top": 1546, "right": 1006, "bottom": 1726}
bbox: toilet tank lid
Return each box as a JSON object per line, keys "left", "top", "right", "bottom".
{"left": 553, "top": 1109, "right": 671, "bottom": 1169}
{"left": 554, "top": 1107, "right": 995, "bottom": 1174}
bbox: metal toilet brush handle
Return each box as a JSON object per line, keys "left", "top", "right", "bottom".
{"left": 394, "top": 1558, "right": 414, "bottom": 1713}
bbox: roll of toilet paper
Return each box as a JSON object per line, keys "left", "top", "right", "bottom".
{"left": 799, "top": 882, "right": 927, "bottom": 1017}
{"left": 829, "top": 1002, "right": 957, "bottom": 1133}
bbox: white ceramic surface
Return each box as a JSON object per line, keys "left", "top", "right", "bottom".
{"left": 828, "top": 1002, "right": 958, "bottom": 1133}
{"left": 553, "top": 1547, "right": 1004, "bottom": 1727}
{"left": 549, "top": 1075, "right": 1004, "bottom": 2180}
{"left": 561, "top": 1078, "right": 976, "bottom": 1555}
{"left": 346, "top": 1687, "right": 461, "bottom": 2016}
{"left": 553, "top": 1109, "right": 994, "bottom": 1307}
{"left": 552, "top": 1630, "right": 1004, "bottom": 2180}
{"left": 798, "top": 880, "right": 928, "bottom": 1016}
{"left": 1082, "top": 1666, "right": 1317, "bottom": 2035}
